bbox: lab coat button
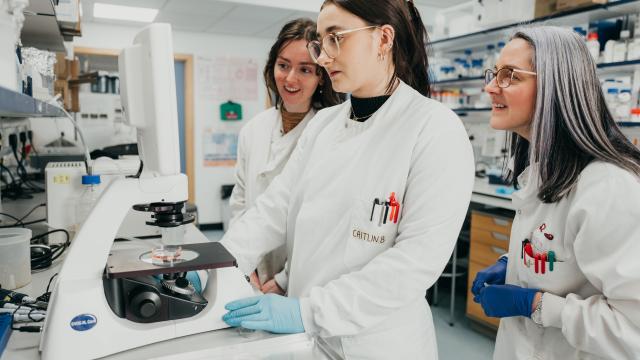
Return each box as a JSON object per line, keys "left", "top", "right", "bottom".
{"left": 517, "top": 209, "right": 522, "bottom": 214}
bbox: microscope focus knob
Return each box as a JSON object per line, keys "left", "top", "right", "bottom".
{"left": 131, "top": 291, "right": 161, "bottom": 319}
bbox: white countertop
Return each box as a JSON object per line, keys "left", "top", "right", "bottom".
{"left": 471, "top": 177, "right": 515, "bottom": 211}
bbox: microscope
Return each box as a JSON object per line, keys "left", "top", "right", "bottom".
{"left": 39, "top": 24, "right": 253, "bottom": 359}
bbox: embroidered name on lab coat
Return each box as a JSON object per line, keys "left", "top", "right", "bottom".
{"left": 352, "top": 228, "right": 386, "bottom": 244}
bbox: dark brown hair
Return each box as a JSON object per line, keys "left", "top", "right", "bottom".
{"left": 264, "top": 18, "right": 344, "bottom": 110}
{"left": 321, "top": 0, "right": 431, "bottom": 97}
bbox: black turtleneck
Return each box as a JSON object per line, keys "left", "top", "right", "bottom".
{"left": 350, "top": 94, "right": 391, "bottom": 122}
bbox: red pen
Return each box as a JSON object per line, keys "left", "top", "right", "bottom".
{"left": 389, "top": 192, "right": 399, "bottom": 223}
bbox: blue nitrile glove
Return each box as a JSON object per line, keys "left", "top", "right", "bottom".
{"left": 186, "top": 271, "right": 202, "bottom": 293}
{"left": 474, "top": 284, "right": 538, "bottom": 318}
{"left": 222, "top": 294, "right": 305, "bottom": 334}
{"left": 471, "top": 256, "right": 508, "bottom": 296}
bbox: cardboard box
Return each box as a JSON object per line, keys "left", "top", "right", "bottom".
{"left": 55, "top": 0, "right": 80, "bottom": 27}
{"left": 54, "top": 53, "right": 69, "bottom": 80}
{"left": 556, "top": 0, "right": 607, "bottom": 11}
{"left": 535, "top": 0, "right": 557, "bottom": 18}
{"left": 477, "top": 0, "right": 536, "bottom": 28}
{"left": 69, "top": 58, "right": 80, "bottom": 79}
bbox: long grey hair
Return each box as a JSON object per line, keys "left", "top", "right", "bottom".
{"left": 507, "top": 26, "right": 640, "bottom": 203}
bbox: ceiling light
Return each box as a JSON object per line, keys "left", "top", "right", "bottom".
{"left": 93, "top": 3, "right": 158, "bottom": 23}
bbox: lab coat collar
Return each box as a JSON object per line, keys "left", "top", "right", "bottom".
{"left": 259, "top": 108, "right": 316, "bottom": 176}
{"left": 512, "top": 163, "right": 540, "bottom": 207}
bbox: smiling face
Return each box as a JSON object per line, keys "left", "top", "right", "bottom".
{"left": 315, "top": 4, "right": 390, "bottom": 97}
{"left": 484, "top": 38, "right": 538, "bottom": 140}
{"left": 274, "top": 39, "right": 322, "bottom": 113}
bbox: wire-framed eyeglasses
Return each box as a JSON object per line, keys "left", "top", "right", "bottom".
{"left": 307, "top": 25, "right": 379, "bottom": 63}
{"left": 484, "top": 67, "right": 537, "bottom": 88}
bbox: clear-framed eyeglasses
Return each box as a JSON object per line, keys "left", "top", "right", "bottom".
{"left": 484, "top": 67, "right": 537, "bottom": 88}
{"left": 307, "top": 25, "right": 379, "bottom": 63}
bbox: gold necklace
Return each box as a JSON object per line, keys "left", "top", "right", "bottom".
{"left": 350, "top": 107, "right": 377, "bottom": 121}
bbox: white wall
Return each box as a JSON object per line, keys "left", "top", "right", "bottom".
{"left": 72, "top": 22, "right": 273, "bottom": 224}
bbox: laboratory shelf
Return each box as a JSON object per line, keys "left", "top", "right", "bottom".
{"left": 433, "top": 60, "right": 640, "bottom": 88}
{"left": 433, "top": 76, "right": 484, "bottom": 86}
{"left": 20, "top": 0, "right": 66, "bottom": 52}
{"left": 428, "top": 0, "right": 640, "bottom": 53}
{"left": 0, "top": 85, "right": 65, "bottom": 118}
{"left": 618, "top": 121, "right": 640, "bottom": 126}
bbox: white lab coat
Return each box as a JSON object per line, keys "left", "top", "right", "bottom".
{"left": 229, "top": 107, "right": 315, "bottom": 288}
{"left": 494, "top": 161, "right": 640, "bottom": 360}
{"left": 221, "top": 81, "right": 474, "bottom": 359}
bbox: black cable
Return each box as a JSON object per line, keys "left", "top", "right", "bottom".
{"left": 12, "top": 147, "right": 42, "bottom": 192}
{"left": 16, "top": 203, "right": 45, "bottom": 224}
{"left": 0, "top": 203, "right": 46, "bottom": 228}
{"left": 0, "top": 212, "right": 24, "bottom": 225}
{"left": 30, "top": 229, "right": 70, "bottom": 271}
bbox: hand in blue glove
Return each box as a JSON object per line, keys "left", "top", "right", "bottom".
{"left": 222, "top": 294, "right": 305, "bottom": 334}
{"left": 471, "top": 256, "right": 508, "bottom": 296}
{"left": 473, "top": 284, "right": 539, "bottom": 318}
{"left": 186, "top": 271, "right": 202, "bottom": 293}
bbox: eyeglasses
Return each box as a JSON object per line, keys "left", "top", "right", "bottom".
{"left": 484, "top": 68, "right": 537, "bottom": 88}
{"left": 307, "top": 25, "right": 379, "bottom": 63}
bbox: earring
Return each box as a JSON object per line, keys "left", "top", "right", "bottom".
{"left": 377, "top": 53, "right": 384, "bottom": 62}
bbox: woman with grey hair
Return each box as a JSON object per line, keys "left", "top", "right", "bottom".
{"left": 472, "top": 26, "right": 640, "bottom": 359}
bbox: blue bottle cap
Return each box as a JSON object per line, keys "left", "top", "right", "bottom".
{"left": 82, "top": 174, "right": 101, "bottom": 185}
{"left": 464, "top": 48, "right": 472, "bottom": 55}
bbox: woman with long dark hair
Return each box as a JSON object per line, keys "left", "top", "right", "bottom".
{"left": 228, "top": 18, "right": 342, "bottom": 295}
{"left": 221, "top": 1, "right": 474, "bottom": 358}
{"left": 473, "top": 26, "right": 640, "bottom": 359}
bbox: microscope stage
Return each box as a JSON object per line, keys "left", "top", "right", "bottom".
{"left": 105, "top": 242, "right": 237, "bottom": 278}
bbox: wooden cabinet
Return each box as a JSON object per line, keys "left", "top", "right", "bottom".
{"left": 466, "top": 210, "right": 514, "bottom": 329}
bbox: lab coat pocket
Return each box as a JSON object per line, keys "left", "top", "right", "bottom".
{"left": 517, "top": 254, "right": 579, "bottom": 294}
{"left": 344, "top": 197, "right": 398, "bottom": 270}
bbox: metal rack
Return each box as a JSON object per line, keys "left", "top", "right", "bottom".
{"left": 0, "top": 86, "right": 65, "bottom": 118}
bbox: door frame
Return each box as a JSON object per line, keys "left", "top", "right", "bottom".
{"left": 73, "top": 47, "right": 196, "bottom": 203}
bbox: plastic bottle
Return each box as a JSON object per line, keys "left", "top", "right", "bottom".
{"left": 605, "top": 87, "right": 620, "bottom": 115}
{"left": 471, "top": 59, "right": 484, "bottom": 77}
{"left": 75, "top": 174, "right": 102, "bottom": 231}
{"left": 613, "top": 30, "right": 630, "bottom": 62}
{"left": 484, "top": 44, "right": 496, "bottom": 70}
{"left": 630, "top": 108, "right": 640, "bottom": 123}
{"left": 586, "top": 31, "right": 600, "bottom": 62}
{"left": 493, "top": 42, "right": 505, "bottom": 68}
{"left": 616, "top": 88, "right": 632, "bottom": 121}
{"left": 464, "top": 48, "right": 473, "bottom": 65}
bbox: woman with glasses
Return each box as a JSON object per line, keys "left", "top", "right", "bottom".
{"left": 472, "top": 26, "right": 640, "bottom": 359}
{"left": 220, "top": 1, "right": 474, "bottom": 358}
{"left": 228, "top": 18, "right": 343, "bottom": 295}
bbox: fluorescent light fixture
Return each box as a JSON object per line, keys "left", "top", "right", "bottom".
{"left": 93, "top": 3, "right": 158, "bottom": 22}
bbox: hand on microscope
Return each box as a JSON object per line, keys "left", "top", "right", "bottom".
{"left": 222, "top": 294, "right": 305, "bottom": 334}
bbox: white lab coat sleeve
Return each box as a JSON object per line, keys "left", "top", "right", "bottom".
{"left": 220, "top": 121, "right": 317, "bottom": 276}
{"left": 540, "top": 174, "right": 640, "bottom": 359}
{"left": 273, "top": 261, "right": 289, "bottom": 290}
{"left": 228, "top": 125, "right": 249, "bottom": 227}
{"left": 299, "top": 113, "right": 475, "bottom": 337}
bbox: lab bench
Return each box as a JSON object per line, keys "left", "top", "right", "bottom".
{"left": 0, "top": 194, "right": 337, "bottom": 360}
